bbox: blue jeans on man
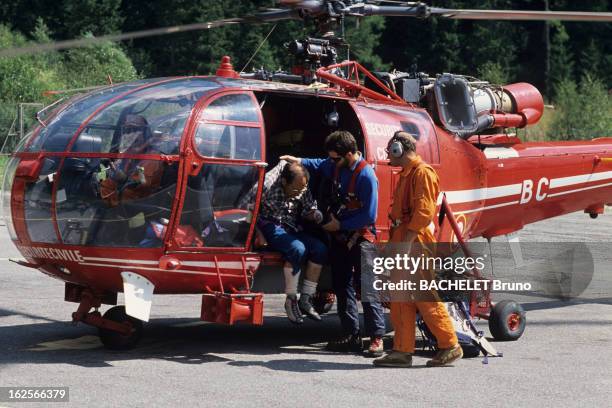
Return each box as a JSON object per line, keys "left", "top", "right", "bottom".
{"left": 330, "top": 236, "right": 386, "bottom": 340}
{"left": 258, "top": 220, "right": 329, "bottom": 323}
{"left": 258, "top": 221, "right": 328, "bottom": 272}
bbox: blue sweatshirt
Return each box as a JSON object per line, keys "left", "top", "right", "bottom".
{"left": 301, "top": 156, "right": 378, "bottom": 231}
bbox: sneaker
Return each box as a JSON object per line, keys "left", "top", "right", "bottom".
{"left": 284, "top": 295, "right": 304, "bottom": 324}
{"left": 364, "top": 337, "right": 384, "bottom": 358}
{"left": 426, "top": 344, "right": 463, "bottom": 367}
{"left": 298, "top": 294, "right": 322, "bottom": 322}
{"left": 326, "top": 334, "right": 363, "bottom": 353}
{"left": 373, "top": 351, "right": 413, "bottom": 368}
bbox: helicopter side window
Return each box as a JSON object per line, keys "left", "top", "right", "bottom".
{"left": 179, "top": 164, "right": 258, "bottom": 248}
{"left": 194, "top": 93, "right": 262, "bottom": 160}
{"left": 195, "top": 124, "right": 261, "bottom": 160}
{"left": 202, "top": 94, "right": 259, "bottom": 122}
{"left": 400, "top": 121, "right": 420, "bottom": 141}
{"left": 395, "top": 111, "right": 440, "bottom": 163}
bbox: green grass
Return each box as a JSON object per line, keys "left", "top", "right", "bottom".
{"left": 0, "top": 154, "right": 10, "bottom": 184}
{"left": 517, "top": 106, "right": 555, "bottom": 141}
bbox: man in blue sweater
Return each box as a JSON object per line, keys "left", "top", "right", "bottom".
{"left": 281, "top": 131, "right": 386, "bottom": 356}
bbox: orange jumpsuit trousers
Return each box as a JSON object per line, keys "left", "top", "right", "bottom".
{"left": 388, "top": 155, "right": 458, "bottom": 353}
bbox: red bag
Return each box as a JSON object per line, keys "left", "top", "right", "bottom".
{"left": 174, "top": 225, "right": 204, "bottom": 247}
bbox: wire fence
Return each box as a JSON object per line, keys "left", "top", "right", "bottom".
{"left": 0, "top": 102, "right": 44, "bottom": 156}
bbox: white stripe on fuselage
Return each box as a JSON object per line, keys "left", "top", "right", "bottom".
{"left": 440, "top": 170, "right": 612, "bottom": 213}
{"left": 483, "top": 147, "right": 520, "bottom": 159}
{"left": 80, "top": 262, "right": 241, "bottom": 277}
{"left": 80, "top": 258, "right": 259, "bottom": 271}
{"left": 444, "top": 184, "right": 523, "bottom": 205}
{"left": 455, "top": 200, "right": 521, "bottom": 215}
{"left": 547, "top": 181, "right": 612, "bottom": 198}
{"left": 83, "top": 257, "right": 158, "bottom": 265}
{"left": 549, "top": 170, "right": 612, "bottom": 189}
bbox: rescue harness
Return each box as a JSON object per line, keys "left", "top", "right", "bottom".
{"left": 330, "top": 158, "right": 375, "bottom": 245}
{"left": 332, "top": 158, "right": 368, "bottom": 211}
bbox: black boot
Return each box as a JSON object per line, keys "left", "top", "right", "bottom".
{"left": 326, "top": 334, "right": 363, "bottom": 353}
{"left": 298, "top": 294, "right": 322, "bottom": 322}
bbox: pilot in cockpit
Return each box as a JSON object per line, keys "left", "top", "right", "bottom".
{"left": 99, "top": 114, "right": 164, "bottom": 207}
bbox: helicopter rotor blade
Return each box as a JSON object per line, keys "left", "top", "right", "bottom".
{"left": 0, "top": 18, "right": 246, "bottom": 58}
{"left": 249, "top": 7, "right": 305, "bottom": 22}
{"left": 429, "top": 8, "right": 612, "bottom": 22}
{"left": 0, "top": 7, "right": 309, "bottom": 59}
{"left": 277, "top": 0, "right": 324, "bottom": 10}
{"left": 345, "top": 3, "right": 430, "bottom": 18}
{"left": 354, "top": 4, "right": 612, "bottom": 22}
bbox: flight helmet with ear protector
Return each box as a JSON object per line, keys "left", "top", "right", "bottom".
{"left": 388, "top": 131, "right": 417, "bottom": 158}
{"left": 388, "top": 139, "right": 404, "bottom": 158}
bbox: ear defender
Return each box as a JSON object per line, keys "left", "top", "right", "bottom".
{"left": 389, "top": 140, "right": 404, "bottom": 158}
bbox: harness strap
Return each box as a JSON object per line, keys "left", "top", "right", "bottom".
{"left": 330, "top": 158, "right": 376, "bottom": 239}
{"left": 347, "top": 159, "right": 368, "bottom": 196}
{"left": 333, "top": 158, "right": 367, "bottom": 194}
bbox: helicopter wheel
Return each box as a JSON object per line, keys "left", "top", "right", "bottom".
{"left": 99, "top": 306, "right": 143, "bottom": 350}
{"left": 488, "top": 300, "right": 526, "bottom": 341}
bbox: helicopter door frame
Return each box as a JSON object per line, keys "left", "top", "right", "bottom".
{"left": 165, "top": 89, "right": 266, "bottom": 253}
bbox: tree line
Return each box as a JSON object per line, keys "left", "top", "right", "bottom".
{"left": 0, "top": 0, "right": 610, "bottom": 146}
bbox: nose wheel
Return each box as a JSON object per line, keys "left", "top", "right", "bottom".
{"left": 488, "top": 300, "right": 526, "bottom": 341}
{"left": 98, "top": 306, "right": 144, "bottom": 350}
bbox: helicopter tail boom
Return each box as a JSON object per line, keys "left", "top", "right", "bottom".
{"left": 470, "top": 138, "right": 612, "bottom": 239}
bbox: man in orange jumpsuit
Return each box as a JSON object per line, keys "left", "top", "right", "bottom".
{"left": 373, "top": 131, "right": 463, "bottom": 368}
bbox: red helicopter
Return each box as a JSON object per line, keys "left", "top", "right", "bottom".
{"left": 2, "top": 1, "right": 611, "bottom": 350}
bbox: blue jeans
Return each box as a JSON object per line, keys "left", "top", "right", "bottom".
{"left": 330, "top": 237, "right": 386, "bottom": 338}
{"left": 259, "top": 222, "right": 328, "bottom": 274}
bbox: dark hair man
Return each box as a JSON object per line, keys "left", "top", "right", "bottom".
{"left": 281, "top": 130, "right": 386, "bottom": 357}
{"left": 241, "top": 160, "right": 327, "bottom": 324}
{"left": 373, "top": 131, "right": 462, "bottom": 368}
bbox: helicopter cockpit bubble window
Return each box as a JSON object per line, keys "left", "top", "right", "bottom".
{"left": 55, "top": 157, "right": 179, "bottom": 247}
{"left": 1, "top": 156, "right": 21, "bottom": 240}
{"left": 20, "top": 80, "right": 156, "bottom": 153}
{"left": 22, "top": 157, "right": 62, "bottom": 243}
{"left": 72, "top": 78, "right": 220, "bottom": 154}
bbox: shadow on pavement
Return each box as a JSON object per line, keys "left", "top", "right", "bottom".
{"left": 0, "top": 312, "right": 405, "bottom": 371}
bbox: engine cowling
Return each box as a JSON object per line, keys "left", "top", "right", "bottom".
{"left": 433, "top": 74, "right": 544, "bottom": 137}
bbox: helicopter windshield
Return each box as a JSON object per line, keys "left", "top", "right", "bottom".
{"left": 8, "top": 78, "right": 226, "bottom": 248}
